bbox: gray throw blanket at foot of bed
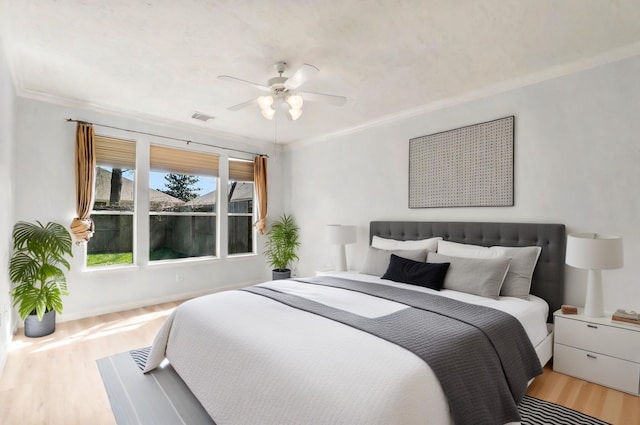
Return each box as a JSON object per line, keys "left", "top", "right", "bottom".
{"left": 242, "top": 276, "right": 542, "bottom": 425}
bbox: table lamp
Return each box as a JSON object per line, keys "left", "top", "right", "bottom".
{"left": 326, "top": 225, "right": 357, "bottom": 271}
{"left": 565, "top": 232, "right": 623, "bottom": 317}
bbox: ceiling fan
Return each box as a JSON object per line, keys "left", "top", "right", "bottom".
{"left": 217, "top": 62, "right": 347, "bottom": 121}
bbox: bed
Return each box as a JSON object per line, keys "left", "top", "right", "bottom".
{"left": 144, "top": 221, "right": 566, "bottom": 425}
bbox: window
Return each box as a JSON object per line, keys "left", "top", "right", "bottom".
{"left": 85, "top": 140, "right": 253, "bottom": 268}
{"left": 88, "top": 136, "right": 136, "bottom": 267}
{"left": 228, "top": 159, "right": 255, "bottom": 255}
{"left": 149, "top": 145, "right": 219, "bottom": 261}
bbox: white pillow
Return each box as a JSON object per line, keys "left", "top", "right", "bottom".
{"left": 438, "top": 240, "right": 499, "bottom": 258}
{"left": 437, "top": 240, "right": 542, "bottom": 299}
{"left": 372, "top": 235, "right": 441, "bottom": 252}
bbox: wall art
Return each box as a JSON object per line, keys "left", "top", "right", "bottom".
{"left": 409, "top": 116, "right": 514, "bottom": 208}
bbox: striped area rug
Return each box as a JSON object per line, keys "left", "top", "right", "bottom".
{"left": 518, "top": 395, "right": 610, "bottom": 425}
{"left": 97, "top": 347, "right": 611, "bottom": 425}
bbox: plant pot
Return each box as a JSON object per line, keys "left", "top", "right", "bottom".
{"left": 272, "top": 269, "right": 291, "bottom": 280}
{"left": 24, "top": 310, "right": 56, "bottom": 338}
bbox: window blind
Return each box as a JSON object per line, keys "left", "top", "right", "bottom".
{"left": 95, "top": 135, "right": 136, "bottom": 169}
{"left": 229, "top": 159, "right": 254, "bottom": 182}
{"left": 150, "top": 145, "right": 219, "bottom": 177}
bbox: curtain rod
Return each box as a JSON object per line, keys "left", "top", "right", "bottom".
{"left": 66, "top": 118, "right": 269, "bottom": 158}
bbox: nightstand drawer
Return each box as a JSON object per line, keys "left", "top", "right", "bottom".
{"left": 555, "top": 316, "right": 640, "bottom": 363}
{"left": 554, "top": 344, "right": 640, "bottom": 395}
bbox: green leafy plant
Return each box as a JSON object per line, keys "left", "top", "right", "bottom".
{"left": 264, "top": 214, "right": 300, "bottom": 271}
{"left": 9, "top": 221, "right": 73, "bottom": 320}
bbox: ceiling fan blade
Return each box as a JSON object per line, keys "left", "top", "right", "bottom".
{"left": 298, "top": 91, "right": 347, "bottom": 106}
{"left": 227, "top": 98, "right": 256, "bottom": 111}
{"left": 217, "top": 75, "right": 271, "bottom": 93}
{"left": 284, "top": 64, "right": 319, "bottom": 90}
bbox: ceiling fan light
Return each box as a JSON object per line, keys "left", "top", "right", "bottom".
{"left": 257, "top": 95, "right": 274, "bottom": 110}
{"left": 261, "top": 108, "right": 275, "bottom": 120}
{"left": 289, "top": 108, "right": 302, "bottom": 121}
{"left": 286, "top": 95, "right": 304, "bottom": 110}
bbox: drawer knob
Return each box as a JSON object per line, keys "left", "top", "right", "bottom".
{"left": 587, "top": 324, "right": 598, "bottom": 329}
{"left": 586, "top": 354, "right": 597, "bottom": 359}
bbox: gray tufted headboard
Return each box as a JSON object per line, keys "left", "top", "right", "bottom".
{"left": 369, "top": 221, "right": 566, "bottom": 322}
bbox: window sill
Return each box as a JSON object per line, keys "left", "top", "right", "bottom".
{"left": 80, "top": 253, "right": 259, "bottom": 273}
{"left": 148, "top": 256, "right": 221, "bottom": 268}
{"left": 81, "top": 264, "right": 141, "bottom": 273}
{"left": 227, "top": 253, "right": 258, "bottom": 261}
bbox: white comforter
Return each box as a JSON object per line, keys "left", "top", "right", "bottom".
{"left": 144, "top": 272, "right": 549, "bottom": 425}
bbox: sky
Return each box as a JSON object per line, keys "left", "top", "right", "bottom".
{"left": 150, "top": 171, "right": 217, "bottom": 196}
{"left": 106, "top": 167, "right": 217, "bottom": 197}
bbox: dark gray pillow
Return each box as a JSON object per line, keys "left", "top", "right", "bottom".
{"left": 427, "top": 252, "right": 511, "bottom": 299}
{"left": 361, "top": 247, "right": 428, "bottom": 277}
{"left": 382, "top": 254, "right": 450, "bottom": 290}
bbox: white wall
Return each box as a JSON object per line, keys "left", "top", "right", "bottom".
{"left": 11, "top": 97, "right": 283, "bottom": 321}
{"left": 285, "top": 54, "right": 640, "bottom": 314}
{"left": 0, "top": 36, "right": 16, "bottom": 376}
{"left": 4, "top": 45, "right": 639, "bottom": 340}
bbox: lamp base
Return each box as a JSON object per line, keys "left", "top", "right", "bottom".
{"left": 584, "top": 269, "right": 604, "bottom": 317}
{"left": 334, "top": 245, "right": 347, "bottom": 272}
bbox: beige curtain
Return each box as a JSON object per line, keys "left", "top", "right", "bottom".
{"left": 254, "top": 155, "right": 268, "bottom": 235}
{"left": 70, "top": 123, "right": 96, "bottom": 243}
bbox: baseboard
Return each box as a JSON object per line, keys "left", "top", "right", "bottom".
{"left": 0, "top": 322, "right": 13, "bottom": 382}
{"left": 0, "top": 345, "right": 7, "bottom": 382}
{"left": 17, "top": 280, "right": 262, "bottom": 326}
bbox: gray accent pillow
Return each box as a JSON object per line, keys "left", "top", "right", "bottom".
{"left": 437, "top": 240, "right": 541, "bottom": 299}
{"left": 361, "top": 247, "right": 428, "bottom": 277}
{"left": 427, "top": 252, "right": 511, "bottom": 299}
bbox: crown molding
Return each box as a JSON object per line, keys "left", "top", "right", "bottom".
{"left": 7, "top": 36, "right": 640, "bottom": 153}
{"left": 286, "top": 41, "right": 640, "bottom": 151}
{"left": 14, "top": 86, "right": 273, "bottom": 150}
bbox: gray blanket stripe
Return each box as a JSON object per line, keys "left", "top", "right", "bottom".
{"left": 242, "top": 278, "right": 541, "bottom": 425}
{"left": 294, "top": 276, "right": 542, "bottom": 399}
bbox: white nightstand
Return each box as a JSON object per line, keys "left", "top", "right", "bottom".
{"left": 553, "top": 309, "right": 640, "bottom": 395}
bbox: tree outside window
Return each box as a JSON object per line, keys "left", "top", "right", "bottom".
{"left": 149, "top": 145, "right": 218, "bottom": 261}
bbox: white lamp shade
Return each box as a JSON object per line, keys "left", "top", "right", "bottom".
{"left": 260, "top": 108, "right": 275, "bottom": 120}
{"left": 286, "top": 95, "right": 304, "bottom": 109}
{"left": 289, "top": 108, "right": 302, "bottom": 121}
{"left": 326, "top": 225, "right": 357, "bottom": 245}
{"left": 257, "top": 95, "right": 274, "bottom": 109}
{"left": 566, "top": 233, "right": 623, "bottom": 270}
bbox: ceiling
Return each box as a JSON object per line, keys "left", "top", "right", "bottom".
{"left": 2, "top": 1, "right": 640, "bottom": 145}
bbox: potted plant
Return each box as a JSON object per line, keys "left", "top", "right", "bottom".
{"left": 264, "top": 214, "right": 300, "bottom": 280}
{"left": 9, "top": 221, "right": 73, "bottom": 337}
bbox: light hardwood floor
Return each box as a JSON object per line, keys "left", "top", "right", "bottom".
{"left": 0, "top": 301, "right": 184, "bottom": 425}
{"left": 0, "top": 301, "right": 638, "bottom": 425}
